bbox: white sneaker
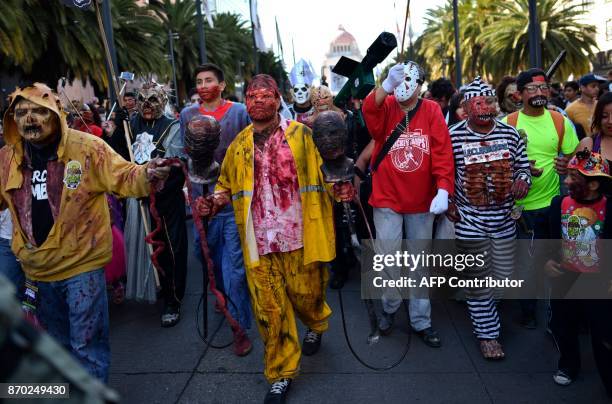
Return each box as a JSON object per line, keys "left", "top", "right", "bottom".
{"left": 553, "top": 370, "right": 573, "bottom": 386}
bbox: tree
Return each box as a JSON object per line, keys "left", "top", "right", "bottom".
{"left": 415, "top": 0, "right": 597, "bottom": 84}
{"left": 479, "top": 0, "right": 597, "bottom": 82}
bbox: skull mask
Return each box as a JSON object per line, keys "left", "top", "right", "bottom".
{"left": 292, "top": 84, "right": 311, "bottom": 105}
{"left": 394, "top": 62, "right": 423, "bottom": 103}
{"left": 137, "top": 82, "right": 168, "bottom": 121}
{"left": 13, "top": 98, "right": 60, "bottom": 145}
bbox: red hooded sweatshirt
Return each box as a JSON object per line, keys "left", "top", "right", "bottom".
{"left": 362, "top": 93, "right": 454, "bottom": 214}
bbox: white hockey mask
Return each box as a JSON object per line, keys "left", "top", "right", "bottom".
{"left": 292, "top": 84, "right": 310, "bottom": 105}
{"left": 394, "top": 62, "right": 422, "bottom": 103}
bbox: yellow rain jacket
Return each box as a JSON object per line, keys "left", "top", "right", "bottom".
{"left": 216, "top": 119, "right": 336, "bottom": 269}
{"left": 0, "top": 83, "right": 150, "bottom": 281}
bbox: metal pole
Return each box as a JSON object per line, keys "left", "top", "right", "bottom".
{"left": 452, "top": 0, "right": 462, "bottom": 87}
{"left": 168, "top": 30, "right": 179, "bottom": 106}
{"left": 195, "top": 0, "right": 208, "bottom": 64}
{"left": 528, "top": 0, "right": 541, "bottom": 68}
{"left": 101, "top": 0, "right": 119, "bottom": 105}
{"left": 249, "top": 0, "right": 259, "bottom": 74}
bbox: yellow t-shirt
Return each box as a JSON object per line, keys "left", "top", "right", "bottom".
{"left": 565, "top": 100, "right": 595, "bottom": 136}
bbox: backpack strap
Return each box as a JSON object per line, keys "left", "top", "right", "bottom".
{"left": 549, "top": 110, "right": 565, "bottom": 153}
{"left": 506, "top": 111, "right": 519, "bottom": 128}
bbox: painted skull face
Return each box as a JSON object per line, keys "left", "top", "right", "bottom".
{"left": 466, "top": 96, "right": 498, "bottom": 126}
{"left": 137, "top": 83, "right": 167, "bottom": 121}
{"left": 13, "top": 98, "right": 59, "bottom": 145}
{"left": 292, "top": 84, "right": 310, "bottom": 105}
{"left": 312, "top": 86, "right": 333, "bottom": 113}
{"left": 394, "top": 62, "right": 422, "bottom": 103}
{"left": 246, "top": 88, "right": 279, "bottom": 122}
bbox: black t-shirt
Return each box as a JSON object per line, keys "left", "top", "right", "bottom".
{"left": 28, "top": 142, "right": 56, "bottom": 247}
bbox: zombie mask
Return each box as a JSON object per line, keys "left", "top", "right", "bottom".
{"left": 502, "top": 83, "right": 521, "bottom": 113}
{"left": 312, "top": 111, "right": 353, "bottom": 182}
{"left": 246, "top": 74, "right": 281, "bottom": 122}
{"left": 463, "top": 76, "right": 497, "bottom": 126}
{"left": 13, "top": 98, "right": 60, "bottom": 145}
{"left": 185, "top": 115, "right": 220, "bottom": 179}
{"left": 465, "top": 96, "right": 497, "bottom": 126}
{"left": 311, "top": 86, "right": 334, "bottom": 113}
{"left": 137, "top": 82, "right": 168, "bottom": 121}
{"left": 394, "top": 62, "right": 423, "bottom": 103}
{"left": 292, "top": 84, "right": 311, "bottom": 105}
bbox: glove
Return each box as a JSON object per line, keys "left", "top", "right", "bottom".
{"left": 429, "top": 189, "right": 449, "bottom": 215}
{"left": 382, "top": 64, "right": 405, "bottom": 94}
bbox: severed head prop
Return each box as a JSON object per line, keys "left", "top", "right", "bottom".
{"left": 137, "top": 81, "right": 168, "bottom": 121}
{"left": 312, "top": 111, "right": 354, "bottom": 183}
{"left": 185, "top": 115, "right": 221, "bottom": 182}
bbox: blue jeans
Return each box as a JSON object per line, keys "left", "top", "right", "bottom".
{"left": 373, "top": 208, "right": 434, "bottom": 332}
{"left": 192, "top": 183, "right": 252, "bottom": 330}
{"left": 0, "top": 238, "right": 24, "bottom": 300}
{"left": 36, "top": 269, "right": 110, "bottom": 382}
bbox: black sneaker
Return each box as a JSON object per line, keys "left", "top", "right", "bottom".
{"left": 329, "top": 270, "right": 347, "bottom": 289}
{"left": 161, "top": 304, "right": 180, "bottom": 328}
{"left": 302, "top": 329, "right": 322, "bottom": 356}
{"left": 378, "top": 311, "right": 395, "bottom": 336}
{"left": 264, "top": 378, "right": 291, "bottom": 404}
{"left": 416, "top": 326, "right": 442, "bottom": 348}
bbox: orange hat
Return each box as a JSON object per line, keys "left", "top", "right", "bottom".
{"left": 568, "top": 149, "right": 612, "bottom": 179}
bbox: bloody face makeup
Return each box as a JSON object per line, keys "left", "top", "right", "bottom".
{"left": 246, "top": 88, "right": 279, "bottom": 121}
{"left": 466, "top": 95, "right": 497, "bottom": 126}
{"left": 196, "top": 71, "right": 225, "bottom": 103}
{"left": 13, "top": 99, "right": 59, "bottom": 145}
{"left": 137, "top": 83, "right": 167, "bottom": 121}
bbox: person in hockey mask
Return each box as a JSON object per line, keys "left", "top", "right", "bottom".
{"left": 196, "top": 74, "right": 353, "bottom": 404}
{"left": 110, "top": 81, "right": 188, "bottom": 326}
{"left": 447, "top": 76, "right": 531, "bottom": 359}
{"left": 362, "top": 61, "right": 454, "bottom": 348}
{"left": 0, "top": 83, "right": 170, "bottom": 381}
{"left": 502, "top": 68, "right": 580, "bottom": 329}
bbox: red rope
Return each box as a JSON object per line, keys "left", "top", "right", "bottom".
{"left": 145, "top": 158, "right": 245, "bottom": 339}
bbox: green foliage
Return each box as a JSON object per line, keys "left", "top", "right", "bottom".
{"left": 1, "top": 0, "right": 287, "bottom": 105}
{"left": 415, "top": 0, "right": 597, "bottom": 84}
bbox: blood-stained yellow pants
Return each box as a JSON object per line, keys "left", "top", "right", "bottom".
{"left": 245, "top": 248, "right": 332, "bottom": 383}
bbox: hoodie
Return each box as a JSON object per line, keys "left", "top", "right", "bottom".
{"left": 0, "top": 83, "right": 150, "bottom": 281}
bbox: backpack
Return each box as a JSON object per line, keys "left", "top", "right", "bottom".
{"left": 506, "top": 110, "right": 565, "bottom": 152}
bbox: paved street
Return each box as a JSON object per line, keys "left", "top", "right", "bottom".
{"left": 108, "top": 232, "right": 610, "bottom": 404}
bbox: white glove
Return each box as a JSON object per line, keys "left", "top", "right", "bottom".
{"left": 429, "top": 189, "right": 449, "bottom": 215}
{"left": 382, "top": 64, "right": 405, "bottom": 94}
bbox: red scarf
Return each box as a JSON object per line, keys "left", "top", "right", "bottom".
{"left": 199, "top": 100, "right": 233, "bottom": 122}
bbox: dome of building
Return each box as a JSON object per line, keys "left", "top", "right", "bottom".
{"left": 328, "top": 25, "right": 360, "bottom": 56}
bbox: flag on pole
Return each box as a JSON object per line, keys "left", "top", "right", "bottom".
{"left": 203, "top": 0, "right": 214, "bottom": 28}
{"left": 275, "top": 17, "right": 284, "bottom": 61}
{"left": 60, "top": 0, "right": 92, "bottom": 8}
{"left": 250, "top": 0, "right": 267, "bottom": 52}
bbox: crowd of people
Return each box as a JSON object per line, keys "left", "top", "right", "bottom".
{"left": 0, "top": 60, "right": 611, "bottom": 404}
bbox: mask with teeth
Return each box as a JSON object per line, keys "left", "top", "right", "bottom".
{"left": 137, "top": 82, "right": 168, "bottom": 121}
{"left": 292, "top": 84, "right": 311, "bottom": 105}
{"left": 465, "top": 95, "right": 498, "bottom": 127}
{"left": 527, "top": 95, "right": 548, "bottom": 108}
{"left": 13, "top": 98, "right": 59, "bottom": 145}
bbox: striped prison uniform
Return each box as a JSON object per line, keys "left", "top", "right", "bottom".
{"left": 449, "top": 120, "right": 530, "bottom": 339}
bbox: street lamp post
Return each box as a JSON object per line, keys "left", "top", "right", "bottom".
{"left": 452, "top": 0, "right": 462, "bottom": 88}
{"left": 528, "top": 0, "right": 541, "bottom": 68}
{"left": 168, "top": 30, "right": 179, "bottom": 106}
{"left": 195, "top": 0, "right": 208, "bottom": 64}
